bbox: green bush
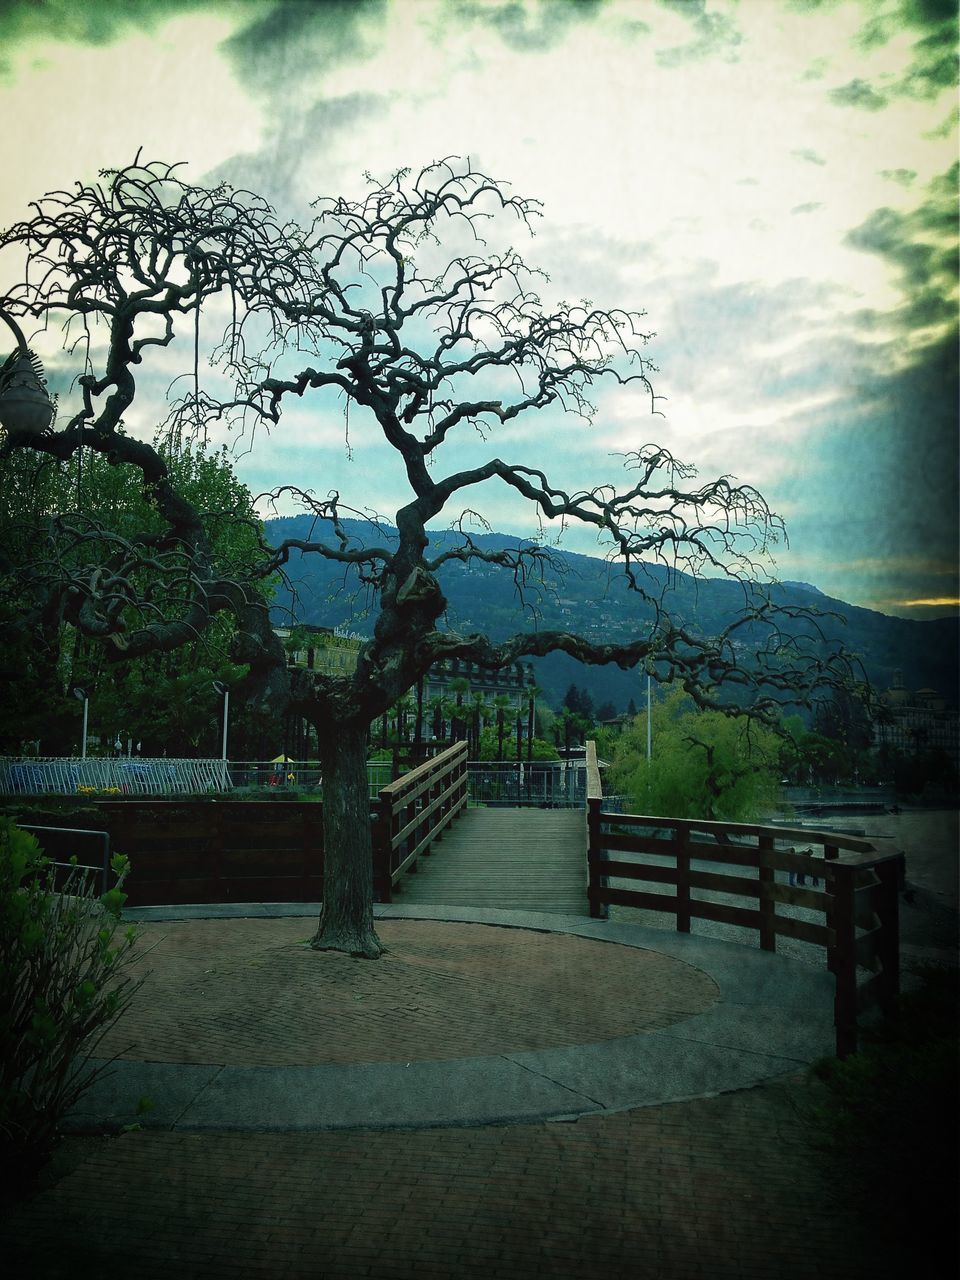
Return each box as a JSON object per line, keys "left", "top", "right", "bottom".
{"left": 0, "top": 819, "right": 143, "bottom": 1199}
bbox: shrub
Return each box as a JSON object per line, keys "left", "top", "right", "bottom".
{"left": 0, "top": 819, "right": 143, "bottom": 1199}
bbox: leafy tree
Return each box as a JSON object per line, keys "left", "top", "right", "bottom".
{"left": 609, "top": 688, "right": 782, "bottom": 821}
{"left": 562, "top": 683, "right": 595, "bottom": 721}
{"left": 0, "top": 437, "right": 265, "bottom": 755}
{"left": 475, "top": 726, "right": 558, "bottom": 762}
{"left": 815, "top": 687, "right": 873, "bottom": 754}
{"left": 1, "top": 158, "right": 856, "bottom": 957}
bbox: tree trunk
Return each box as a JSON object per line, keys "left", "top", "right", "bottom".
{"left": 312, "top": 720, "right": 383, "bottom": 958}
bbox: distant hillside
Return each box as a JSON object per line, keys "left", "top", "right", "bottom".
{"left": 266, "top": 515, "right": 959, "bottom": 712}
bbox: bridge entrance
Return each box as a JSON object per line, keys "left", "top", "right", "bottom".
{"left": 392, "top": 806, "right": 587, "bottom": 914}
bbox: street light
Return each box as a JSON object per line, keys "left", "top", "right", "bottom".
{"left": 0, "top": 310, "right": 56, "bottom": 436}
{"left": 211, "top": 680, "right": 229, "bottom": 761}
{"left": 646, "top": 673, "right": 652, "bottom": 762}
{"left": 72, "top": 687, "right": 89, "bottom": 759}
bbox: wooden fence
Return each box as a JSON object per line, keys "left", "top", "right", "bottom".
{"left": 14, "top": 800, "right": 325, "bottom": 906}
{"left": 373, "top": 740, "right": 469, "bottom": 902}
{"left": 585, "top": 742, "right": 905, "bottom": 1057}
{"left": 13, "top": 743, "right": 469, "bottom": 907}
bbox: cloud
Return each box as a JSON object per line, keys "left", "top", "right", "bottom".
{"left": 448, "top": 0, "right": 609, "bottom": 53}
{"left": 792, "top": 147, "right": 827, "bottom": 166}
{"left": 829, "top": 77, "right": 888, "bottom": 110}
{"left": 656, "top": 1, "right": 743, "bottom": 67}
{"left": 222, "top": 0, "right": 388, "bottom": 90}
{"left": 778, "top": 324, "right": 958, "bottom": 605}
{"left": 208, "top": 89, "right": 391, "bottom": 211}
{"left": 791, "top": 201, "right": 823, "bottom": 215}
{"left": 895, "top": 27, "right": 959, "bottom": 100}
{"left": 844, "top": 163, "right": 959, "bottom": 341}
{"left": 0, "top": 0, "right": 207, "bottom": 48}
{"left": 850, "top": 0, "right": 958, "bottom": 101}
{"left": 880, "top": 167, "right": 917, "bottom": 186}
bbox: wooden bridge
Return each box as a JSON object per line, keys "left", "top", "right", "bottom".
{"left": 18, "top": 739, "right": 906, "bottom": 1058}
{"left": 373, "top": 740, "right": 906, "bottom": 1057}
{"left": 389, "top": 806, "right": 587, "bottom": 913}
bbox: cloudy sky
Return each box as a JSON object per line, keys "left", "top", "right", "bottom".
{"left": 1, "top": 0, "right": 957, "bottom": 618}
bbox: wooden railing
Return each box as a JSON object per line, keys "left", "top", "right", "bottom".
{"left": 585, "top": 741, "right": 905, "bottom": 1058}
{"left": 373, "top": 740, "right": 469, "bottom": 902}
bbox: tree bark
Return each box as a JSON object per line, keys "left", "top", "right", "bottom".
{"left": 311, "top": 720, "right": 383, "bottom": 958}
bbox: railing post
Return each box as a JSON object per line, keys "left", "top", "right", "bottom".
{"left": 587, "top": 795, "right": 606, "bottom": 920}
{"left": 372, "top": 788, "right": 393, "bottom": 903}
{"left": 675, "top": 823, "right": 691, "bottom": 934}
{"left": 828, "top": 861, "right": 858, "bottom": 1058}
{"left": 758, "top": 833, "right": 776, "bottom": 952}
{"left": 585, "top": 741, "right": 607, "bottom": 920}
{"left": 458, "top": 743, "right": 468, "bottom": 814}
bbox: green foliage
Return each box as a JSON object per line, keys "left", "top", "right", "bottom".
{"left": 608, "top": 687, "right": 781, "bottom": 821}
{"left": 0, "top": 437, "right": 266, "bottom": 755}
{"left": 475, "top": 727, "right": 559, "bottom": 761}
{"left": 562, "top": 683, "right": 594, "bottom": 720}
{"left": 0, "top": 819, "right": 144, "bottom": 1199}
{"left": 808, "top": 967, "right": 959, "bottom": 1268}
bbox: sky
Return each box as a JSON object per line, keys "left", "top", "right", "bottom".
{"left": 0, "top": 0, "right": 957, "bottom": 620}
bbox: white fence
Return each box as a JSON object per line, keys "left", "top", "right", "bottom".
{"left": 0, "top": 756, "right": 595, "bottom": 806}
{"left": 0, "top": 756, "right": 232, "bottom": 796}
{"left": 0, "top": 757, "right": 371, "bottom": 799}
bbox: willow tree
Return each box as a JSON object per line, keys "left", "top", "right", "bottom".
{"left": 0, "top": 158, "right": 854, "bottom": 957}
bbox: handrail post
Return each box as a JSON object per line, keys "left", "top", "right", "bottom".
{"left": 372, "top": 788, "right": 393, "bottom": 903}
{"left": 585, "top": 740, "right": 607, "bottom": 919}
{"left": 758, "top": 833, "right": 776, "bottom": 951}
{"left": 828, "top": 861, "right": 858, "bottom": 1058}
{"left": 587, "top": 795, "right": 606, "bottom": 919}
{"left": 459, "top": 741, "right": 468, "bottom": 813}
{"left": 675, "top": 823, "right": 691, "bottom": 934}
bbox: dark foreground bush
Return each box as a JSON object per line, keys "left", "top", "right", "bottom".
{"left": 809, "top": 965, "right": 959, "bottom": 1266}
{"left": 0, "top": 819, "right": 143, "bottom": 1200}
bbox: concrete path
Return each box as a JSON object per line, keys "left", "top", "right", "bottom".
{"left": 66, "top": 903, "right": 836, "bottom": 1134}
{"left": 3, "top": 903, "right": 911, "bottom": 1279}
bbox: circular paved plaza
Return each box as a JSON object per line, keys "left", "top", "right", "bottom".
{"left": 99, "top": 917, "right": 720, "bottom": 1067}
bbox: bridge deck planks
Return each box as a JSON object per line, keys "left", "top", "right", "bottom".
{"left": 393, "top": 806, "right": 588, "bottom": 914}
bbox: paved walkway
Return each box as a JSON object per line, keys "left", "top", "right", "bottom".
{"left": 68, "top": 904, "right": 836, "bottom": 1131}
{"left": 397, "top": 807, "right": 588, "bottom": 913}
{"left": 1, "top": 905, "right": 904, "bottom": 1278}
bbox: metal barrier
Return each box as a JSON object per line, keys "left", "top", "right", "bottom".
{"left": 466, "top": 759, "right": 587, "bottom": 807}
{"left": 584, "top": 741, "right": 905, "bottom": 1059}
{"left": 0, "top": 756, "right": 232, "bottom": 796}
{"left": 19, "top": 824, "right": 112, "bottom": 897}
{"left": 2, "top": 754, "right": 590, "bottom": 805}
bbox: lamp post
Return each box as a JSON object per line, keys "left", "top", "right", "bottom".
{"left": 0, "top": 310, "right": 56, "bottom": 436}
{"left": 72, "top": 687, "right": 89, "bottom": 759}
{"left": 646, "top": 673, "right": 652, "bottom": 762}
{"left": 212, "top": 681, "right": 229, "bottom": 789}
{"left": 211, "top": 681, "right": 229, "bottom": 760}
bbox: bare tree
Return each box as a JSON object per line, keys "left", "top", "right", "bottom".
{"left": 0, "top": 157, "right": 856, "bottom": 957}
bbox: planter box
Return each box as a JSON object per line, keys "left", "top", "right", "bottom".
{"left": 9, "top": 800, "right": 326, "bottom": 906}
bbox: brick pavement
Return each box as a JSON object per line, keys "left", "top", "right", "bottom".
{"left": 2, "top": 1076, "right": 892, "bottom": 1279}
{"left": 0, "top": 914, "right": 899, "bottom": 1277}
{"left": 97, "top": 918, "right": 719, "bottom": 1066}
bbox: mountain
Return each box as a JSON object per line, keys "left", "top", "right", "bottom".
{"left": 265, "top": 515, "right": 959, "bottom": 712}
